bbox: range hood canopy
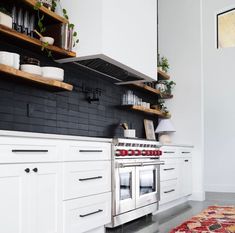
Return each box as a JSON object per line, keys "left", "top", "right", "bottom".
{"left": 57, "top": 55, "right": 147, "bottom": 85}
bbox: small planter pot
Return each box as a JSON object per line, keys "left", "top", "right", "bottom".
{"left": 0, "top": 12, "right": 12, "bottom": 28}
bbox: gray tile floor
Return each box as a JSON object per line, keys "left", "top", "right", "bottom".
{"left": 106, "top": 193, "right": 235, "bottom": 233}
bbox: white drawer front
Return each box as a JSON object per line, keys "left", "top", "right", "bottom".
{"left": 63, "top": 161, "right": 111, "bottom": 200}
{"left": 63, "top": 192, "right": 111, "bottom": 233}
{"left": 179, "top": 148, "right": 192, "bottom": 157}
{"left": 161, "top": 163, "right": 178, "bottom": 181}
{"left": 160, "top": 179, "right": 179, "bottom": 205}
{"left": 0, "top": 144, "right": 58, "bottom": 163}
{"left": 161, "top": 146, "right": 179, "bottom": 157}
{"left": 65, "top": 142, "right": 111, "bottom": 161}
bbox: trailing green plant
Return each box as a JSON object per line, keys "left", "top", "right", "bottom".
{"left": 62, "top": 8, "right": 79, "bottom": 47}
{"left": 157, "top": 99, "right": 169, "bottom": 114}
{"left": 158, "top": 56, "right": 170, "bottom": 73}
{"left": 34, "top": 1, "right": 53, "bottom": 57}
{"left": 164, "top": 80, "right": 176, "bottom": 95}
{"left": 0, "top": 6, "right": 11, "bottom": 16}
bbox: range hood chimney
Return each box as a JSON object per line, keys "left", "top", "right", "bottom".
{"left": 57, "top": 0, "right": 158, "bottom": 84}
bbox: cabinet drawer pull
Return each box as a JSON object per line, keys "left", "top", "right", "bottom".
{"left": 79, "top": 150, "right": 103, "bottom": 153}
{"left": 164, "top": 189, "right": 175, "bottom": 194}
{"left": 163, "top": 168, "right": 175, "bottom": 171}
{"left": 79, "top": 209, "right": 103, "bottom": 218}
{"left": 12, "top": 150, "right": 49, "bottom": 153}
{"left": 184, "top": 160, "right": 189, "bottom": 162}
{"left": 33, "top": 168, "right": 38, "bottom": 173}
{"left": 25, "top": 168, "right": 30, "bottom": 173}
{"left": 79, "top": 176, "right": 103, "bottom": 181}
{"left": 164, "top": 151, "right": 175, "bottom": 154}
{"left": 182, "top": 151, "right": 191, "bottom": 154}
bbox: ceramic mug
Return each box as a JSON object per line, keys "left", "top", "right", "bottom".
{"left": 124, "top": 129, "right": 136, "bottom": 138}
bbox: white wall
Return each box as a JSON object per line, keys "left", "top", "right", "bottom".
{"left": 159, "top": 0, "right": 205, "bottom": 200}
{"left": 203, "top": 0, "right": 235, "bottom": 192}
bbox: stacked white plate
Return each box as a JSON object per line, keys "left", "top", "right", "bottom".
{"left": 0, "top": 51, "right": 20, "bottom": 69}
{"left": 41, "top": 67, "right": 64, "bottom": 81}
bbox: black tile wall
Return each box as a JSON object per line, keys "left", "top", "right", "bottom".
{"left": 0, "top": 42, "right": 158, "bottom": 138}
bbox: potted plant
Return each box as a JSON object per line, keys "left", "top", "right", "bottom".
{"left": 158, "top": 55, "right": 170, "bottom": 73}
{"left": 0, "top": 7, "right": 12, "bottom": 28}
{"left": 164, "top": 80, "right": 176, "bottom": 95}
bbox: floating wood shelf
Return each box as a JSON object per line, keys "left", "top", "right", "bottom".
{"left": 129, "top": 83, "right": 173, "bottom": 99}
{"left": 158, "top": 69, "right": 170, "bottom": 80}
{"left": 121, "top": 105, "right": 170, "bottom": 118}
{"left": 0, "top": 64, "right": 73, "bottom": 91}
{"left": 0, "top": 25, "right": 76, "bottom": 59}
{"left": 23, "top": 0, "right": 69, "bottom": 24}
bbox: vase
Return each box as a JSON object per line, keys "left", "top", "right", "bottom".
{"left": 0, "top": 12, "right": 12, "bottom": 28}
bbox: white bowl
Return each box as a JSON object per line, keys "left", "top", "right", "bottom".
{"left": 40, "top": 37, "right": 54, "bottom": 45}
{"left": 0, "top": 51, "right": 14, "bottom": 67}
{"left": 42, "top": 67, "right": 64, "bottom": 81}
{"left": 20, "top": 64, "right": 42, "bottom": 76}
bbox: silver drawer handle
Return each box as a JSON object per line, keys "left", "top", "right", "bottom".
{"left": 164, "top": 189, "right": 175, "bottom": 194}
{"left": 80, "top": 209, "right": 103, "bottom": 218}
{"left": 79, "top": 150, "right": 103, "bottom": 153}
{"left": 12, "top": 150, "right": 49, "bottom": 153}
{"left": 79, "top": 176, "right": 103, "bottom": 181}
{"left": 182, "top": 151, "right": 191, "bottom": 154}
{"left": 164, "top": 151, "right": 175, "bottom": 154}
{"left": 163, "top": 168, "right": 175, "bottom": 171}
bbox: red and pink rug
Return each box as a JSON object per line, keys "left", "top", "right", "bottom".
{"left": 170, "top": 206, "right": 235, "bottom": 233}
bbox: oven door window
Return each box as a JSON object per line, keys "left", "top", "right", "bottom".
{"left": 139, "top": 170, "right": 156, "bottom": 196}
{"left": 120, "top": 172, "right": 132, "bottom": 200}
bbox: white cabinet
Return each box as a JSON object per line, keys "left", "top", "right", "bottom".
{"left": 160, "top": 146, "right": 193, "bottom": 206}
{"left": 179, "top": 158, "right": 192, "bottom": 197}
{"left": 59, "top": 0, "right": 158, "bottom": 81}
{"left": 0, "top": 163, "right": 62, "bottom": 233}
{"left": 0, "top": 164, "right": 29, "bottom": 233}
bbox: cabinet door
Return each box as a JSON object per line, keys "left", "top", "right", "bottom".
{"left": 31, "top": 163, "right": 63, "bottom": 233}
{"left": 0, "top": 164, "right": 30, "bottom": 233}
{"left": 179, "top": 158, "right": 192, "bottom": 197}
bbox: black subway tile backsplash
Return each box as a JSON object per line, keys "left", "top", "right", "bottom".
{"left": 0, "top": 42, "right": 158, "bottom": 138}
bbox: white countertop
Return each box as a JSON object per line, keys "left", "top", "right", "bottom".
{"left": 0, "top": 130, "right": 112, "bottom": 143}
{"left": 0, "top": 130, "right": 193, "bottom": 147}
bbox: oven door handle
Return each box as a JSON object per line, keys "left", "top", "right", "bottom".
{"left": 118, "top": 162, "right": 164, "bottom": 168}
{"left": 142, "top": 162, "right": 165, "bottom": 166}
{"left": 118, "top": 163, "right": 143, "bottom": 168}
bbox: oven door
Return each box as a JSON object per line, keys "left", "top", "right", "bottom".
{"left": 115, "top": 165, "right": 136, "bottom": 215}
{"left": 136, "top": 163, "right": 160, "bottom": 208}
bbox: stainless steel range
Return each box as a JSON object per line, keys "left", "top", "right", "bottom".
{"left": 106, "top": 138, "right": 164, "bottom": 228}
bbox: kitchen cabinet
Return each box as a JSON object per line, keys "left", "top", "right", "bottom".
{"left": 59, "top": 0, "right": 158, "bottom": 82}
{"left": 0, "top": 163, "right": 62, "bottom": 233}
{"left": 159, "top": 146, "right": 193, "bottom": 207}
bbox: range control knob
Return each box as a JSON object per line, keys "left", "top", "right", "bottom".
{"left": 158, "top": 150, "right": 163, "bottom": 156}
{"left": 142, "top": 150, "right": 147, "bottom": 156}
{"left": 116, "top": 150, "right": 128, "bottom": 156}
{"left": 155, "top": 150, "right": 162, "bottom": 156}
{"left": 128, "top": 150, "right": 135, "bottom": 156}
{"left": 135, "top": 150, "right": 141, "bottom": 156}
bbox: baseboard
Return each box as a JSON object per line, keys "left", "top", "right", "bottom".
{"left": 205, "top": 184, "right": 235, "bottom": 193}
{"left": 189, "top": 191, "right": 205, "bottom": 201}
{"left": 206, "top": 192, "right": 235, "bottom": 201}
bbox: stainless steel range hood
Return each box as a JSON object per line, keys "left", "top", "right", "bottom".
{"left": 58, "top": 0, "right": 158, "bottom": 84}
{"left": 57, "top": 54, "right": 147, "bottom": 85}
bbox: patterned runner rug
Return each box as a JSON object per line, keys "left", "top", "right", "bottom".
{"left": 169, "top": 206, "right": 235, "bottom": 232}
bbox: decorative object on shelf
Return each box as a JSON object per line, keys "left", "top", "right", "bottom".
{"left": 152, "top": 99, "right": 170, "bottom": 117}
{"left": 122, "top": 90, "right": 150, "bottom": 108}
{"left": 155, "top": 119, "right": 175, "bottom": 144}
{"left": 156, "top": 81, "right": 167, "bottom": 93}
{"left": 144, "top": 119, "right": 156, "bottom": 140}
{"left": 158, "top": 55, "right": 170, "bottom": 73}
{"left": 41, "top": 66, "right": 64, "bottom": 81}
{"left": 0, "top": 51, "right": 20, "bottom": 70}
{"left": 0, "top": 7, "right": 12, "bottom": 28}
{"left": 164, "top": 80, "right": 176, "bottom": 95}
{"left": 38, "top": 0, "right": 53, "bottom": 9}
